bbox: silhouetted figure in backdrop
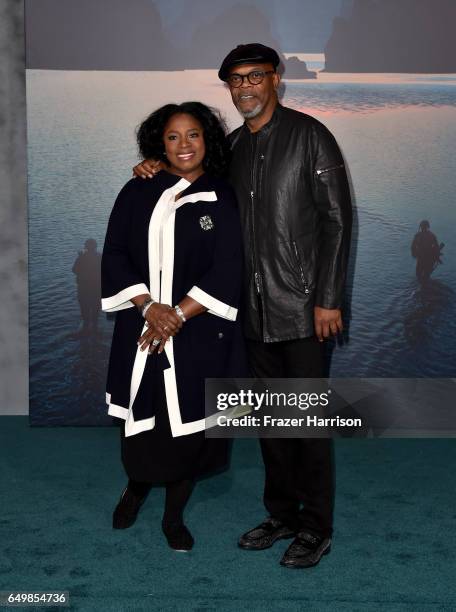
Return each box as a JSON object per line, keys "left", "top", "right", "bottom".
{"left": 72, "top": 238, "right": 102, "bottom": 335}
{"left": 411, "top": 220, "right": 444, "bottom": 284}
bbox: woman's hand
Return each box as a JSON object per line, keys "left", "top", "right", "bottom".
{"left": 146, "top": 303, "right": 183, "bottom": 336}
{"left": 133, "top": 159, "right": 164, "bottom": 179}
{"left": 138, "top": 303, "right": 183, "bottom": 354}
{"left": 137, "top": 321, "right": 168, "bottom": 354}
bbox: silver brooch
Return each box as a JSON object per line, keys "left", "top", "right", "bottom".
{"left": 199, "top": 215, "right": 214, "bottom": 231}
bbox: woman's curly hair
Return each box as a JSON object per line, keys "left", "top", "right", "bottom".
{"left": 137, "top": 102, "right": 231, "bottom": 178}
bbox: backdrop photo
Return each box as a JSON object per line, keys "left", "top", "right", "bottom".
{"left": 25, "top": 0, "right": 456, "bottom": 426}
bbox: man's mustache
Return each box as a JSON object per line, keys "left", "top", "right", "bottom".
{"left": 236, "top": 93, "right": 258, "bottom": 101}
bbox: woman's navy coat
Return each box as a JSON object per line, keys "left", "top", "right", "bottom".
{"left": 101, "top": 171, "right": 246, "bottom": 437}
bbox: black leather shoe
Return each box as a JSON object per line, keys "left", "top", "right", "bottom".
{"left": 162, "top": 523, "right": 194, "bottom": 552}
{"left": 112, "top": 487, "right": 146, "bottom": 529}
{"left": 280, "top": 532, "right": 331, "bottom": 568}
{"left": 238, "top": 517, "right": 295, "bottom": 550}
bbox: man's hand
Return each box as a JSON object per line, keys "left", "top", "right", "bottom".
{"left": 133, "top": 159, "right": 164, "bottom": 179}
{"left": 314, "top": 306, "right": 343, "bottom": 342}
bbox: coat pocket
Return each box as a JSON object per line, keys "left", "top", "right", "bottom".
{"left": 291, "top": 240, "right": 310, "bottom": 295}
{"left": 315, "top": 163, "right": 345, "bottom": 176}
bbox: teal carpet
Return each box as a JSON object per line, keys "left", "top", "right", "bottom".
{"left": 1, "top": 417, "right": 455, "bottom": 611}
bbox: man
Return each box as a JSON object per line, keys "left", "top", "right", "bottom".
{"left": 134, "top": 43, "right": 352, "bottom": 568}
{"left": 411, "top": 219, "right": 444, "bottom": 284}
{"left": 72, "top": 238, "right": 102, "bottom": 336}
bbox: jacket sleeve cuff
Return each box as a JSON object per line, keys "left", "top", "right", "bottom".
{"left": 187, "top": 286, "right": 238, "bottom": 321}
{"left": 315, "top": 292, "right": 342, "bottom": 310}
{"left": 101, "top": 283, "right": 149, "bottom": 313}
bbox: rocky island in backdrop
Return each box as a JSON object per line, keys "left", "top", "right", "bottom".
{"left": 324, "top": 0, "right": 456, "bottom": 73}
{"left": 25, "top": 0, "right": 316, "bottom": 78}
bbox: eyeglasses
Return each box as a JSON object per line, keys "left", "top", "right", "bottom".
{"left": 226, "top": 70, "right": 275, "bottom": 88}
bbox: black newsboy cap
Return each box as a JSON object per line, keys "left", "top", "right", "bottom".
{"left": 218, "top": 43, "right": 280, "bottom": 81}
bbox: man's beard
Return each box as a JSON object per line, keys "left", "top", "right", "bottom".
{"left": 236, "top": 101, "right": 263, "bottom": 119}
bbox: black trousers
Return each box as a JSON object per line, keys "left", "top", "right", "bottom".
{"left": 247, "top": 336, "right": 335, "bottom": 538}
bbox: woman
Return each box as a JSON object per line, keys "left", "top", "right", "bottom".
{"left": 101, "top": 102, "right": 246, "bottom": 551}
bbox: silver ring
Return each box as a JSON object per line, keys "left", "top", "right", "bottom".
{"left": 152, "top": 338, "right": 160, "bottom": 347}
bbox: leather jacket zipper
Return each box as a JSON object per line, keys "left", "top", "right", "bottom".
{"left": 251, "top": 190, "right": 261, "bottom": 294}
{"left": 250, "top": 135, "right": 262, "bottom": 295}
{"left": 315, "top": 163, "right": 344, "bottom": 176}
{"left": 258, "top": 153, "right": 265, "bottom": 195}
{"left": 292, "top": 241, "right": 310, "bottom": 295}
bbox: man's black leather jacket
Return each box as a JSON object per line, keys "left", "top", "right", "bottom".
{"left": 228, "top": 104, "right": 352, "bottom": 342}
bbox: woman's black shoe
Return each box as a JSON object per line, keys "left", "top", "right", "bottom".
{"left": 162, "top": 522, "right": 194, "bottom": 552}
{"left": 112, "top": 487, "right": 146, "bottom": 529}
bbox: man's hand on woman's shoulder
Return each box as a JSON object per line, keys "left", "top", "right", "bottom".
{"left": 133, "top": 159, "right": 164, "bottom": 179}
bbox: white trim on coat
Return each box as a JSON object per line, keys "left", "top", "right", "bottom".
{"left": 101, "top": 282, "right": 150, "bottom": 312}
{"left": 108, "top": 403, "right": 129, "bottom": 420}
{"left": 187, "top": 286, "right": 238, "bottom": 321}
{"left": 124, "top": 414, "right": 156, "bottom": 436}
{"left": 175, "top": 191, "right": 217, "bottom": 206}
{"left": 114, "top": 178, "right": 222, "bottom": 438}
{"left": 160, "top": 182, "right": 218, "bottom": 437}
{"left": 106, "top": 393, "right": 156, "bottom": 431}
{"left": 123, "top": 321, "right": 155, "bottom": 437}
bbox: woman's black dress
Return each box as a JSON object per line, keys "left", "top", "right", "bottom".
{"left": 101, "top": 171, "right": 247, "bottom": 485}
{"left": 120, "top": 350, "right": 230, "bottom": 484}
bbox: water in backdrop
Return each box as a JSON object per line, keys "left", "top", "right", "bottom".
{"left": 26, "top": 68, "right": 456, "bottom": 425}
